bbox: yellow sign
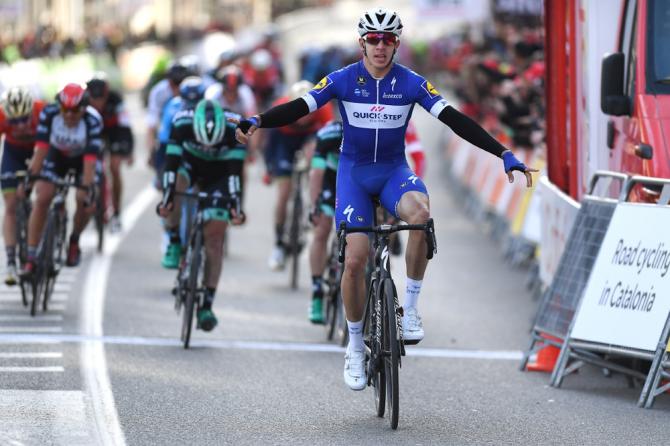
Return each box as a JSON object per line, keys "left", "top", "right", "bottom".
{"left": 314, "top": 76, "right": 330, "bottom": 90}
{"left": 426, "top": 81, "right": 439, "bottom": 96}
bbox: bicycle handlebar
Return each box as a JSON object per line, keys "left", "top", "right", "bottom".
{"left": 173, "top": 190, "right": 243, "bottom": 217}
{"left": 337, "top": 218, "right": 437, "bottom": 263}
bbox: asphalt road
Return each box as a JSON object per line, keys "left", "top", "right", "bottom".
{"left": 0, "top": 92, "right": 669, "bottom": 445}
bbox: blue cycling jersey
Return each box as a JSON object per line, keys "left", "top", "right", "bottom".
{"left": 303, "top": 60, "right": 448, "bottom": 165}
{"left": 158, "top": 97, "right": 185, "bottom": 144}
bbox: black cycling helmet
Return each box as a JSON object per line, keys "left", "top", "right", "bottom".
{"left": 166, "top": 61, "right": 190, "bottom": 85}
{"left": 86, "top": 72, "right": 109, "bottom": 99}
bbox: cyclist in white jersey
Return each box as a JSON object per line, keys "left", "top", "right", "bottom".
{"left": 233, "top": 8, "right": 537, "bottom": 390}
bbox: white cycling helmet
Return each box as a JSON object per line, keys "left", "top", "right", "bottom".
{"left": 289, "top": 80, "right": 314, "bottom": 101}
{"left": 1, "top": 86, "right": 34, "bottom": 119}
{"left": 250, "top": 49, "right": 272, "bottom": 71}
{"left": 357, "top": 8, "right": 403, "bottom": 37}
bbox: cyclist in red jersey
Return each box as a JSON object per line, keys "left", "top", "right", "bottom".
{"left": 22, "top": 83, "right": 103, "bottom": 275}
{"left": 265, "top": 81, "right": 334, "bottom": 271}
{"left": 0, "top": 87, "right": 46, "bottom": 285}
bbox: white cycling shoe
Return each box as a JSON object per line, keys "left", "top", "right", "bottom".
{"left": 402, "top": 307, "right": 424, "bottom": 344}
{"left": 109, "top": 215, "right": 122, "bottom": 234}
{"left": 343, "top": 347, "right": 367, "bottom": 391}
{"left": 268, "top": 246, "right": 286, "bottom": 271}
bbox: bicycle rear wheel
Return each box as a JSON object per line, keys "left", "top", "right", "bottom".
{"left": 182, "top": 230, "right": 202, "bottom": 349}
{"left": 383, "top": 278, "right": 400, "bottom": 429}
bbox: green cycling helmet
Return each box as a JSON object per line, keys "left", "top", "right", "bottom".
{"left": 193, "top": 99, "right": 226, "bottom": 146}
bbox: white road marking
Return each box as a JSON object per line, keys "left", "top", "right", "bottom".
{"left": 0, "top": 294, "right": 67, "bottom": 302}
{"left": 0, "top": 303, "right": 67, "bottom": 311}
{"left": 0, "top": 315, "right": 63, "bottom": 322}
{"left": 0, "top": 366, "right": 64, "bottom": 372}
{"left": 0, "top": 333, "right": 523, "bottom": 360}
{"left": 0, "top": 352, "right": 62, "bottom": 359}
{"left": 80, "top": 184, "right": 156, "bottom": 446}
{"left": 0, "top": 327, "right": 63, "bottom": 333}
{"left": 0, "top": 390, "right": 94, "bottom": 444}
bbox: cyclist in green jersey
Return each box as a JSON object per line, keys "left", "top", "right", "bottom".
{"left": 307, "top": 120, "right": 342, "bottom": 323}
{"left": 157, "top": 99, "right": 246, "bottom": 330}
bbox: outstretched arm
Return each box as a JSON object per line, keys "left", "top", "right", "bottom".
{"left": 438, "top": 105, "right": 538, "bottom": 186}
{"left": 230, "top": 98, "right": 310, "bottom": 144}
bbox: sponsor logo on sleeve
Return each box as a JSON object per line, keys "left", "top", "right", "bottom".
{"left": 421, "top": 80, "right": 440, "bottom": 99}
{"left": 313, "top": 76, "right": 333, "bottom": 94}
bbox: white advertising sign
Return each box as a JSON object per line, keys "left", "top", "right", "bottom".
{"left": 571, "top": 203, "right": 670, "bottom": 351}
{"left": 538, "top": 176, "right": 581, "bottom": 285}
{"left": 414, "top": 0, "right": 490, "bottom": 22}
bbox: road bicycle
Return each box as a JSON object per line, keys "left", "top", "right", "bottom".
{"left": 338, "top": 205, "right": 436, "bottom": 429}
{"left": 172, "top": 190, "right": 240, "bottom": 349}
{"left": 27, "top": 172, "right": 82, "bottom": 316}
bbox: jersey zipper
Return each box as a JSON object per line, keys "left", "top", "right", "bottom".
{"left": 374, "top": 79, "right": 380, "bottom": 163}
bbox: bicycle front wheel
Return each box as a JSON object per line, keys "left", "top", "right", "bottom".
{"left": 16, "top": 201, "right": 30, "bottom": 307}
{"left": 95, "top": 187, "right": 105, "bottom": 252}
{"left": 288, "top": 188, "right": 303, "bottom": 290}
{"left": 44, "top": 215, "right": 67, "bottom": 312}
{"left": 182, "top": 230, "right": 203, "bottom": 349}
{"left": 365, "top": 279, "right": 385, "bottom": 417}
{"left": 383, "top": 278, "right": 400, "bottom": 429}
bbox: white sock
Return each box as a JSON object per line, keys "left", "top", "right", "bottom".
{"left": 404, "top": 278, "right": 423, "bottom": 310}
{"left": 347, "top": 319, "right": 365, "bottom": 352}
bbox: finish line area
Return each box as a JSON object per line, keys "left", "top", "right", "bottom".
{"left": 0, "top": 333, "right": 522, "bottom": 360}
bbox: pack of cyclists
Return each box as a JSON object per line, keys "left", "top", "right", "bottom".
{"left": 0, "top": 6, "right": 536, "bottom": 394}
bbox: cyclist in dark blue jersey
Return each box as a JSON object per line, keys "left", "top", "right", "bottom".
{"left": 233, "top": 7, "right": 537, "bottom": 391}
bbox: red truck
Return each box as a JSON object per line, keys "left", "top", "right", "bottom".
{"left": 545, "top": 0, "right": 670, "bottom": 201}
{"left": 601, "top": 0, "right": 670, "bottom": 201}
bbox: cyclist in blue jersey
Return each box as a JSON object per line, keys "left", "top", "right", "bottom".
{"left": 233, "top": 7, "right": 537, "bottom": 391}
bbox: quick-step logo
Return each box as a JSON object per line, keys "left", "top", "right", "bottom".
{"left": 343, "top": 101, "right": 411, "bottom": 129}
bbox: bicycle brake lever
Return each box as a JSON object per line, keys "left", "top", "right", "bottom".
{"left": 337, "top": 222, "right": 347, "bottom": 263}
{"left": 425, "top": 218, "right": 437, "bottom": 260}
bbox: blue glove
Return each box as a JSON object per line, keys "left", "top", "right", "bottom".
{"left": 502, "top": 150, "right": 528, "bottom": 173}
{"left": 237, "top": 116, "right": 260, "bottom": 134}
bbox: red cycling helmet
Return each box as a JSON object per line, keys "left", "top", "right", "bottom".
{"left": 58, "top": 83, "right": 88, "bottom": 108}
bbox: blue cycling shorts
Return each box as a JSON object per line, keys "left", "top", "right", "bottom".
{"left": 335, "top": 153, "right": 428, "bottom": 228}
{"left": 1, "top": 142, "right": 33, "bottom": 191}
{"left": 264, "top": 130, "right": 310, "bottom": 177}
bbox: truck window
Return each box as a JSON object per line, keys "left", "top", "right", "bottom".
{"left": 647, "top": 0, "right": 670, "bottom": 93}
{"left": 620, "top": 0, "right": 637, "bottom": 92}
{"left": 625, "top": 5, "right": 638, "bottom": 97}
